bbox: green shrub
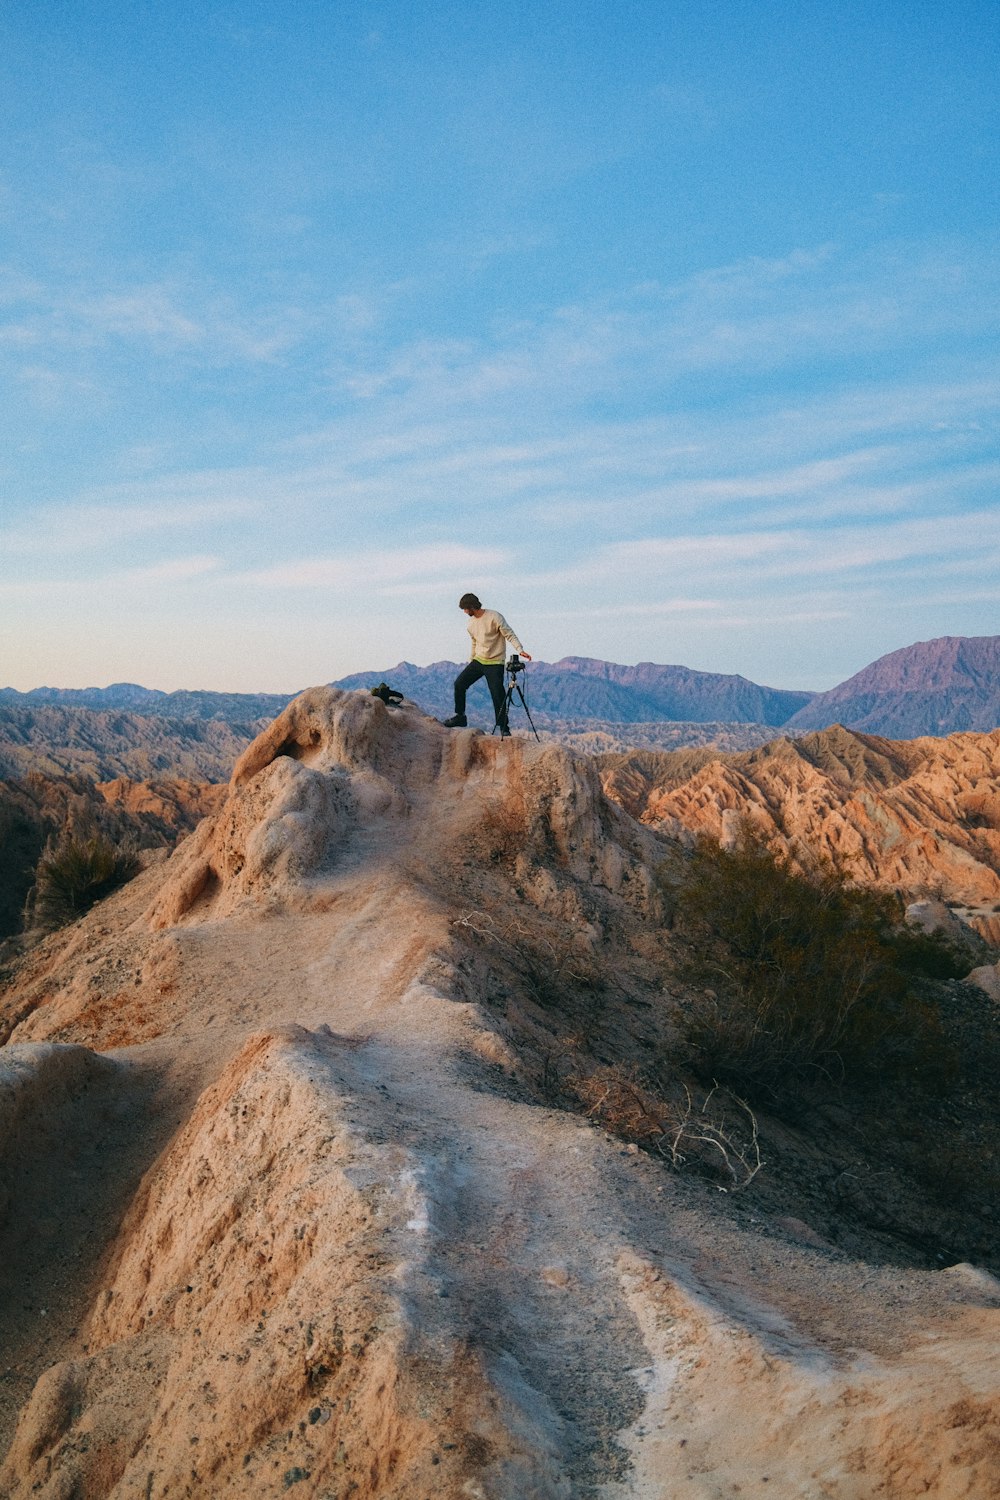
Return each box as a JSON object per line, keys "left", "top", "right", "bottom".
{"left": 886, "top": 926, "right": 970, "bottom": 981}
{"left": 668, "top": 826, "right": 951, "bottom": 1088}
{"left": 30, "top": 827, "right": 140, "bottom": 932}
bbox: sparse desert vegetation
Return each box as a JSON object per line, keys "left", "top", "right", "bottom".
{"left": 28, "top": 825, "right": 140, "bottom": 933}
{"left": 662, "top": 825, "right": 964, "bottom": 1088}
{"left": 0, "top": 775, "right": 225, "bottom": 947}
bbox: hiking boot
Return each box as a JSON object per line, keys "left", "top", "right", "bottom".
{"left": 443, "top": 714, "right": 467, "bottom": 728}
{"left": 499, "top": 726, "right": 511, "bottom": 738}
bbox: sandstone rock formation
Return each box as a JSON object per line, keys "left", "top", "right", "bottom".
{"left": 1, "top": 688, "right": 998, "bottom": 1498}
{"left": 533, "top": 719, "right": 782, "bottom": 753}
{"left": 0, "top": 698, "right": 784, "bottom": 786}
{"left": 967, "top": 963, "right": 1000, "bottom": 1002}
{"left": 600, "top": 725, "right": 1000, "bottom": 940}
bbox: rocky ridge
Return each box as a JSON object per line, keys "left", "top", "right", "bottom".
{"left": 0, "top": 700, "right": 780, "bottom": 788}
{"left": 0, "top": 700, "right": 769, "bottom": 951}
{"left": 599, "top": 724, "right": 1000, "bottom": 944}
{"left": 0, "top": 688, "right": 998, "bottom": 1497}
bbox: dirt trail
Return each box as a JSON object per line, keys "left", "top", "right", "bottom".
{"left": 1, "top": 688, "right": 999, "bottom": 1498}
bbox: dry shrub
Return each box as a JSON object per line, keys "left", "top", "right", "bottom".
{"left": 451, "top": 908, "right": 600, "bottom": 1010}
{"left": 902, "top": 1137, "right": 1000, "bottom": 1210}
{"left": 29, "top": 826, "right": 140, "bottom": 932}
{"left": 474, "top": 793, "right": 529, "bottom": 866}
{"left": 0, "top": 798, "right": 48, "bottom": 940}
{"left": 669, "top": 825, "right": 954, "bottom": 1090}
{"left": 571, "top": 1065, "right": 762, "bottom": 1190}
{"left": 887, "top": 926, "right": 971, "bottom": 981}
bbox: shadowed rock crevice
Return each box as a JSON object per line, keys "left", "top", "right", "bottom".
{"left": 0, "top": 1044, "right": 168, "bottom": 1458}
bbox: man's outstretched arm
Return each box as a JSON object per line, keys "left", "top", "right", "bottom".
{"left": 496, "top": 613, "right": 531, "bottom": 660}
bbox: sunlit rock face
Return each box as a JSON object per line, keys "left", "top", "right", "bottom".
{"left": 142, "top": 686, "right": 662, "bottom": 931}
{"left": 601, "top": 725, "right": 1000, "bottom": 938}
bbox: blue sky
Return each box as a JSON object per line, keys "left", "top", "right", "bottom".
{"left": 2, "top": 0, "right": 997, "bottom": 693}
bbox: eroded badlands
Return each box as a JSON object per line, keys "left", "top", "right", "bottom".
{"left": 1, "top": 689, "right": 999, "bottom": 1498}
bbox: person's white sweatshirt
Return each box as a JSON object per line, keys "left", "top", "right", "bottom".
{"left": 467, "top": 609, "right": 525, "bottom": 663}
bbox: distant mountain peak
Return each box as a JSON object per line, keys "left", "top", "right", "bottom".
{"left": 785, "top": 635, "right": 1000, "bottom": 736}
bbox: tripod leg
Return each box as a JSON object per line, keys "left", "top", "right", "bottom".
{"left": 512, "top": 681, "right": 540, "bottom": 741}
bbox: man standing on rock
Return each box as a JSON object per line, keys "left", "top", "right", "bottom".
{"left": 443, "top": 593, "right": 531, "bottom": 738}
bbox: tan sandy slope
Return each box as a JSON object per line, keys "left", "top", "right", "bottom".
{"left": 1, "top": 689, "right": 999, "bottom": 1498}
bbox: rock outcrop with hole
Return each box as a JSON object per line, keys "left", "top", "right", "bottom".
{"left": 1, "top": 687, "right": 999, "bottom": 1499}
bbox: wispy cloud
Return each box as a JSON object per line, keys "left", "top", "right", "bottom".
{"left": 77, "top": 289, "right": 203, "bottom": 344}
{"left": 1, "top": 496, "right": 260, "bottom": 555}
{"left": 323, "top": 242, "right": 1000, "bottom": 416}
{"left": 0, "top": 277, "right": 310, "bottom": 365}
{"left": 236, "top": 544, "right": 507, "bottom": 590}
{"left": 525, "top": 509, "right": 998, "bottom": 596}
{"left": 122, "top": 554, "right": 222, "bottom": 582}
{"left": 540, "top": 597, "right": 723, "bottom": 619}
{"left": 0, "top": 553, "right": 222, "bottom": 598}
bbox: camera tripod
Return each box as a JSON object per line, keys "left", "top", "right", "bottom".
{"left": 495, "top": 656, "right": 540, "bottom": 741}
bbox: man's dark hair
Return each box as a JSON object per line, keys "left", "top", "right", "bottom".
{"left": 459, "top": 592, "right": 482, "bottom": 610}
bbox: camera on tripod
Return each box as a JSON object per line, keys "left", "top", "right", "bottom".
{"left": 496, "top": 654, "right": 539, "bottom": 740}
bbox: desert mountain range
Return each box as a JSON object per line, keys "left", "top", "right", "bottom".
{"left": 1, "top": 688, "right": 999, "bottom": 1497}
{"left": 0, "top": 705, "right": 265, "bottom": 783}
{"left": 784, "top": 635, "right": 1000, "bottom": 737}
{"left": 0, "top": 686, "right": 290, "bottom": 725}
{"left": 4, "top": 633, "right": 999, "bottom": 740}
{"left": 334, "top": 657, "right": 812, "bottom": 728}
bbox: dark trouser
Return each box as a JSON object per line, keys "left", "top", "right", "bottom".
{"left": 454, "top": 660, "right": 508, "bottom": 729}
